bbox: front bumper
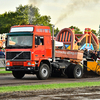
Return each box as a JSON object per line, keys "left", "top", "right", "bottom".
{"left": 6, "top": 66, "right": 35, "bottom": 71}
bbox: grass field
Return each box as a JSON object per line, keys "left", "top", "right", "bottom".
{"left": 0, "top": 81, "right": 100, "bottom": 93}
{"left": 0, "top": 67, "right": 12, "bottom": 74}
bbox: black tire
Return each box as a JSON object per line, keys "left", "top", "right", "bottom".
{"left": 36, "top": 64, "right": 50, "bottom": 80}
{"left": 12, "top": 71, "right": 25, "bottom": 79}
{"left": 65, "top": 64, "right": 83, "bottom": 78}
{"left": 65, "top": 64, "right": 74, "bottom": 78}
{"left": 73, "top": 64, "right": 83, "bottom": 78}
{"left": 51, "top": 69, "right": 62, "bottom": 77}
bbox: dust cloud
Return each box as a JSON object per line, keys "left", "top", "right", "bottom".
{"left": 28, "top": 0, "right": 44, "bottom": 6}
{"left": 28, "top": 0, "right": 100, "bottom": 25}
{"left": 55, "top": 0, "right": 99, "bottom": 25}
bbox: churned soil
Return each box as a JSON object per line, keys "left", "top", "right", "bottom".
{"left": 0, "top": 72, "right": 100, "bottom": 100}
{"left": 1, "top": 86, "right": 100, "bottom": 100}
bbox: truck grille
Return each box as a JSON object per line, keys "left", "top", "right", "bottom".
{"left": 6, "top": 51, "right": 31, "bottom": 60}
{"left": 12, "top": 61, "right": 24, "bottom": 66}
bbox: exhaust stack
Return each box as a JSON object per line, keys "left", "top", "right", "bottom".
{"left": 52, "top": 25, "right": 55, "bottom": 62}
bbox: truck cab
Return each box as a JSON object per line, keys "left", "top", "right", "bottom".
{"left": 6, "top": 25, "right": 52, "bottom": 79}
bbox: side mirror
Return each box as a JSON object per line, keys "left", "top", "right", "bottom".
{"left": 35, "top": 36, "right": 40, "bottom": 45}
{"left": 5, "top": 37, "right": 7, "bottom": 49}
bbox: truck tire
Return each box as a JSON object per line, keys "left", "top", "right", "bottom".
{"left": 51, "top": 70, "right": 62, "bottom": 77}
{"left": 65, "top": 64, "right": 74, "bottom": 78}
{"left": 73, "top": 64, "right": 83, "bottom": 78}
{"left": 65, "top": 64, "right": 83, "bottom": 78}
{"left": 36, "top": 64, "right": 50, "bottom": 80}
{"left": 12, "top": 71, "right": 25, "bottom": 79}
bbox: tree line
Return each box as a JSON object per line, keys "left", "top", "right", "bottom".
{"left": 0, "top": 5, "right": 98, "bottom": 37}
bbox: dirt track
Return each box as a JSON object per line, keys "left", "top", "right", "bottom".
{"left": 0, "top": 73, "right": 100, "bottom": 86}
{"left": 1, "top": 86, "right": 100, "bottom": 100}
{"left": 0, "top": 74, "right": 100, "bottom": 100}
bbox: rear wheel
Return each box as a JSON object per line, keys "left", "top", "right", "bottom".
{"left": 73, "top": 64, "right": 83, "bottom": 78}
{"left": 65, "top": 64, "right": 74, "bottom": 78}
{"left": 36, "top": 64, "right": 50, "bottom": 80}
{"left": 65, "top": 64, "right": 83, "bottom": 78}
{"left": 12, "top": 71, "right": 25, "bottom": 79}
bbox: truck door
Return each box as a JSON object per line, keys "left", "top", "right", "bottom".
{"left": 34, "top": 36, "right": 45, "bottom": 59}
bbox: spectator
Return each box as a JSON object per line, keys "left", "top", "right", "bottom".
{"left": 92, "top": 51, "right": 98, "bottom": 61}
{"left": 89, "top": 50, "right": 93, "bottom": 58}
{"left": 0, "top": 48, "right": 5, "bottom": 58}
{"left": 96, "top": 51, "right": 100, "bottom": 62}
{"left": 97, "top": 51, "right": 100, "bottom": 58}
{"left": 2, "top": 49, "right": 5, "bottom": 55}
{"left": 83, "top": 48, "right": 88, "bottom": 58}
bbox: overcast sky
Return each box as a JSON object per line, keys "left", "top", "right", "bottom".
{"left": 0, "top": 0, "right": 100, "bottom": 32}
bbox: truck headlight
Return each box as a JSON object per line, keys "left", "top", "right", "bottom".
{"left": 6, "top": 67, "right": 9, "bottom": 70}
{"left": 27, "top": 62, "right": 31, "bottom": 66}
{"left": 6, "top": 62, "right": 10, "bottom": 66}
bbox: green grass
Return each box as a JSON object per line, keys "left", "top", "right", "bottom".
{"left": 0, "top": 67, "right": 12, "bottom": 74}
{"left": 0, "top": 67, "right": 5, "bottom": 69}
{"left": 0, "top": 81, "right": 100, "bottom": 93}
{"left": 0, "top": 71, "right": 12, "bottom": 74}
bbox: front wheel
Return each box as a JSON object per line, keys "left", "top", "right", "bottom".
{"left": 36, "top": 64, "right": 50, "bottom": 80}
{"left": 12, "top": 71, "right": 25, "bottom": 79}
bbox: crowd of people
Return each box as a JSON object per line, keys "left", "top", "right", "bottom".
{"left": 83, "top": 48, "right": 100, "bottom": 61}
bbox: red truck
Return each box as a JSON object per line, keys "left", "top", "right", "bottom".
{"left": 5, "top": 25, "right": 83, "bottom": 80}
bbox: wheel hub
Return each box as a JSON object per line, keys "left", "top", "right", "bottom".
{"left": 76, "top": 68, "right": 81, "bottom": 77}
{"left": 41, "top": 68, "right": 48, "bottom": 77}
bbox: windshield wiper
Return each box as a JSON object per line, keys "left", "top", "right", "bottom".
{"left": 7, "top": 45, "right": 32, "bottom": 49}
{"left": 23, "top": 45, "right": 32, "bottom": 48}
{"left": 7, "top": 45, "right": 15, "bottom": 48}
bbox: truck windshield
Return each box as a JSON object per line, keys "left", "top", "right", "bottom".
{"left": 6, "top": 34, "right": 33, "bottom": 49}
